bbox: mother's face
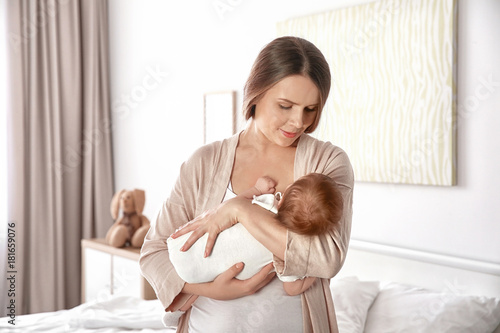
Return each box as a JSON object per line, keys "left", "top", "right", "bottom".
{"left": 253, "top": 75, "right": 320, "bottom": 147}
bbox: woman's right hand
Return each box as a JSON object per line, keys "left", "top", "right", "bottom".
{"left": 170, "top": 196, "right": 248, "bottom": 257}
{"left": 182, "top": 262, "right": 276, "bottom": 301}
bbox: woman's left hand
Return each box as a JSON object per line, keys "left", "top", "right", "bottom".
{"left": 170, "top": 197, "right": 247, "bottom": 257}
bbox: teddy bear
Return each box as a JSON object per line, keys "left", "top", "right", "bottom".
{"left": 106, "top": 189, "right": 150, "bottom": 248}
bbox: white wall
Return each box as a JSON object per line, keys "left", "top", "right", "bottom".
{"left": 108, "top": 0, "right": 500, "bottom": 265}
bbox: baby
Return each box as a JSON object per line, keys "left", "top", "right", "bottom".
{"left": 167, "top": 172, "right": 343, "bottom": 296}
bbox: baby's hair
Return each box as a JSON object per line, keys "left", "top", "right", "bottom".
{"left": 277, "top": 173, "right": 343, "bottom": 235}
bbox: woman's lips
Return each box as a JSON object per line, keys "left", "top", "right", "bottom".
{"left": 280, "top": 129, "right": 298, "bottom": 138}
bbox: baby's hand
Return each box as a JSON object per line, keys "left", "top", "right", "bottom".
{"left": 254, "top": 176, "right": 277, "bottom": 195}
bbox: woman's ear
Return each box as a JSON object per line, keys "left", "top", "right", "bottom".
{"left": 133, "top": 189, "right": 146, "bottom": 215}
{"left": 110, "top": 189, "right": 126, "bottom": 219}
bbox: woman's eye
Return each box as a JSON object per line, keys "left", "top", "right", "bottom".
{"left": 279, "top": 104, "right": 292, "bottom": 110}
{"left": 305, "top": 107, "right": 317, "bottom": 113}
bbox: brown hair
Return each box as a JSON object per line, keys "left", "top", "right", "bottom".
{"left": 277, "top": 173, "right": 343, "bottom": 235}
{"left": 243, "top": 36, "right": 331, "bottom": 133}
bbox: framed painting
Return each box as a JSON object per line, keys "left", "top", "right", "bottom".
{"left": 277, "top": 0, "right": 457, "bottom": 186}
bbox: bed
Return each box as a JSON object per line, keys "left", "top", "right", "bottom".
{"left": 333, "top": 239, "right": 500, "bottom": 333}
{"left": 2, "top": 240, "right": 500, "bottom": 332}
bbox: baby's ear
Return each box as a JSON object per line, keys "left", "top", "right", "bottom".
{"left": 275, "top": 192, "right": 284, "bottom": 208}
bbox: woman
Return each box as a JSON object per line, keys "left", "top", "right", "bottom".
{"left": 140, "top": 36, "right": 354, "bottom": 332}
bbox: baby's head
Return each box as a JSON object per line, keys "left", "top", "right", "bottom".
{"left": 277, "top": 173, "right": 343, "bottom": 236}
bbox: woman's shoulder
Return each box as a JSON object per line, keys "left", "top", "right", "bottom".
{"left": 297, "top": 134, "right": 354, "bottom": 186}
{"left": 298, "top": 134, "right": 349, "bottom": 159}
{"left": 184, "top": 133, "right": 240, "bottom": 166}
{"left": 187, "top": 141, "right": 222, "bottom": 163}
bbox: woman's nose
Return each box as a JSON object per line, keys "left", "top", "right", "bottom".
{"left": 288, "top": 109, "right": 304, "bottom": 128}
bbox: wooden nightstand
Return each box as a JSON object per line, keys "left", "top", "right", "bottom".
{"left": 81, "top": 238, "right": 156, "bottom": 303}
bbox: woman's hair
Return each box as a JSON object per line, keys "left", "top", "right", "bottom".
{"left": 277, "top": 173, "right": 343, "bottom": 235}
{"left": 243, "top": 36, "right": 331, "bottom": 133}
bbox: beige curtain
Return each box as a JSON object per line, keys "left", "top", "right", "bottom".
{"left": 4, "top": 0, "right": 114, "bottom": 315}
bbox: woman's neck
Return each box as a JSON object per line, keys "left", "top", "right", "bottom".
{"left": 239, "top": 120, "right": 299, "bottom": 154}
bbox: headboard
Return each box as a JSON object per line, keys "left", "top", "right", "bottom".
{"left": 335, "top": 239, "right": 500, "bottom": 299}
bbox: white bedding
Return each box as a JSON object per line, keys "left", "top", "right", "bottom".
{"left": 0, "top": 296, "right": 174, "bottom": 333}
{"left": 330, "top": 276, "right": 500, "bottom": 333}
{"left": 2, "top": 277, "right": 499, "bottom": 333}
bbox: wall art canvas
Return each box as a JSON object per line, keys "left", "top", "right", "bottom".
{"left": 277, "top": 0, "right": 456, "bottom": 185}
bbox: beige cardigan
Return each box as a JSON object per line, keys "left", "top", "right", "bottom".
{"left": 139, "top": 132, "right": 354, "bottom": 332}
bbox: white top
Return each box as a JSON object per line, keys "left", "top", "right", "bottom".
{"left": 183, "top": 186, "right": 303, "bottom": 332}
{"left": 189, "top": 278, "right": 303, "bottom": 333}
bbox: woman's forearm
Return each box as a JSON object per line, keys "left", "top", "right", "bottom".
{"left": 181, "top": 262, "right": 275, "bottom": 301}
{"left": 235, "top": 197, "right": 287, "bottom": 260}
{"left": 182, "top": 281, "right": 210, "bottom": 297}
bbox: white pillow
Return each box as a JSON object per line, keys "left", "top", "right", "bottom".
{"left": 330, "top": 276, "right": 380, "bottom": 333}
{"left": 364, "top": 282, "right": 500, "bottom": 333}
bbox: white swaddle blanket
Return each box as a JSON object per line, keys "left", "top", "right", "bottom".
{"left": 167, "top": 194, "right": 300, "bottom": 283}
{"left": 167, "top": 223, "right": 273, "bottom": 283}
